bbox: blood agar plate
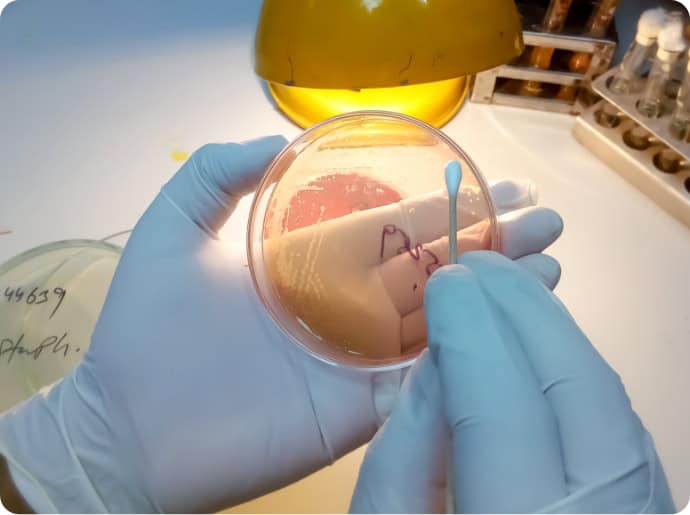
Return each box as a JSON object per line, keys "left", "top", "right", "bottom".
{"left": 248, "top": 111, "right": 498, "bottom": 369}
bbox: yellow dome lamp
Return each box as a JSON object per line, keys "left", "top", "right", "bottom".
{"left": 254, "top": 0, "right": 524, "bottom": 128}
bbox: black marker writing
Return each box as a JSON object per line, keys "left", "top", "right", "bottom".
{"left": 0, "top": 332, "right": 77, "bottom": 364}
{"left": 3, "top": 286, "right": 67, "bottom": 319}
{"left": 380, "top": 224, "right": 441, "bottom": 276}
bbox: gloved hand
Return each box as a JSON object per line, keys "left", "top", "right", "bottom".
{"left": 0, "top": 137, "right": 563, "bottom": 514}
{"left": 350, "top": 252, "right": 675, "bottom": 514}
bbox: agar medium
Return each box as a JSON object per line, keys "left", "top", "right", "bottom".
{"left": 248, "top": 111, "right": 498, "bottom": 369}
{"left": 0, "top": 240, "right": 121, "bottom": 412}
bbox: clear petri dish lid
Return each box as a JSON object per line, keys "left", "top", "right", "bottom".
{"left": 248, "top": 111, "right": 498, "bottom": 370}
{"left": 0, "top": 239, "right": 121, "bottom": 412}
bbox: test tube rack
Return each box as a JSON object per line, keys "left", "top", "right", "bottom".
{"left": 471, "top": 3, "right": 618, "bottom": 115}
{"left": 573, "top": 65, "right": 690, "bottom": 228}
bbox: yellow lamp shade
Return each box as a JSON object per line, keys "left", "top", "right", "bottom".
{"left": 254, "top": 0, "right": 523, "bottom": 128}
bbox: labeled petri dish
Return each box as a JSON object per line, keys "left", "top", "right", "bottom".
{"left": 0, "top": 240, "right": 121, "bottom": 412}
{"left": 248, "top": 111, "right": 498, "bottom": 370}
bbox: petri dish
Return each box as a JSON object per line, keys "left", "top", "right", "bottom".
{"left": 248, "top": 111, "right": 498, "bottom": 370}
{"left": 0, "top": 240, "right": 121, "bottom": 412}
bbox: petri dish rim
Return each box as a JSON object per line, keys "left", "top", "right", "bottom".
{"left": 247, "top": 110, "right": 499, "bottom": 371}
{"left": 0, "top": 239, "right": 123, "bottom": 278}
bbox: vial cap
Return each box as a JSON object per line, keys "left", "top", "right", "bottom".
{"left": 658, "top": 18, "right": 686, "bottom": 55}
{"left": 636, "top": 8, "right": 668, "bottom": 44}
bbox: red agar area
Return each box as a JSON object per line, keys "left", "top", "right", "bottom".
{"left": 283, "top": 173, "right": 402, "bottom": 231}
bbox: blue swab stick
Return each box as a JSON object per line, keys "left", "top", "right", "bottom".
{"left": 445, "top": 160, "right": 462, "bottom": 265}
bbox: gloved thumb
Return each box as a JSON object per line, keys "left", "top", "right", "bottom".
{"left": 161, "top": 135, "right": 287, "bottom": 235}
{"left": 350, "top": 352, "right": 449, "bottom": 514}
{"left": 425, "top": 255, "right": 568, "bottom": 513}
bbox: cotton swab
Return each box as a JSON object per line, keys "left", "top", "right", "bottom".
{"left": 445, "top": 160, "right": 462, "bottom": 265}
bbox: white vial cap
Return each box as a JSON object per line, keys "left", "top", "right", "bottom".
{"left": 657, "top": 18, "right": 686, "bottom": 57}
{"left": 636, "top": 8, "right": 668, "bottom": 45}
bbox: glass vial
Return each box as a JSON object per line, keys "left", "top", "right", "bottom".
{"left": 670, "top": 51, "right": 690, "bottom": 140}
{"left": 609, "top": 8, "right": 667, "bottom": 95}
{"left": 637, "top": 20, "right": 686, "bottom": 118}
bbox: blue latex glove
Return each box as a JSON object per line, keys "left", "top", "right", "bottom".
{"left": 351, "top": 251, "right": 675, "bottom": 514}
{"left": 0, "top": 139, "right": 564, "bottom": 513}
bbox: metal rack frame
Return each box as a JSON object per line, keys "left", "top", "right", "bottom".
{"left": 573, "top": 65, "right": 690, "bottom": 228}
{"left": 471, "top": 29, "right": 617, "bottom": 114}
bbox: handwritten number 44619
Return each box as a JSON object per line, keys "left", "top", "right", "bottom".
{"left": 3, "top": 286, "right": 67, "bottom": 319}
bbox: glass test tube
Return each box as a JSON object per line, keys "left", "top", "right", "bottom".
{"left": 638, "top": 20, "right": 686, "bottom": 119}
{"left": 609, "top": 45, "right": 651, "bottom": 94}
{"left": 638, "top": 55, "right": 677, "bottom": 118}
{"left": 520, "top": 0, "right": 574, "bottom": 97}
{"left": 597, "top": 8, "right": 668, "bottom": 127}
{"left": 670, "top": 50, "right": 690, "bottom": 140}
{"left": 609, "top": 8, "right": 665, "bottom": 95}
{"left": 557, "top": 0, "right": 620, "bottom": 101}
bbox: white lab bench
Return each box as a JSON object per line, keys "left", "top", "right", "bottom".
{"left": 1, "top": 1, "right": 688, "bottom": 512}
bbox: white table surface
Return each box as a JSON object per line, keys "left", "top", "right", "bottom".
{"left": 1, "top": 0, "right": 689, "bottom": 511}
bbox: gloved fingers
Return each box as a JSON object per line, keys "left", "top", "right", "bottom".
{"left": 422, "top": 206, "right": 562, "bottom": 268}
{"left": 489, "top": 179, "right": 538, "bottom": 215}
{"left": 369, "top": 179, "right": 537, "bottom": 264}
{"left": 371, "top": 193, "right": 483, "bottom": 264}
{"left": 514, "top": 253, "right": 561, "bottom": 290}
{"left": 425, "top": 264, "right": 568, "bottom": 513}
{"left": 161, "top": 136, "right": 287, "bottom": 236}
{"left": 460, "top": 251, "right": 648, "bottom": 492}
{"left": 497, "top": 206, "right": 563, "bottom": 257}
{"left": 350, "top": 352, "right": 449, "bottom": 514}
{"left": 539, "top": 433, "right": 676, "bottom": 514}
{"left": 399, "top": 254, "right": 560, "bottom": 352}
{"left": 379, "top": 207, "right": 562, "bottom": 317}
{"left": 379, "top": 220, "right": 488, "bottom": 319}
